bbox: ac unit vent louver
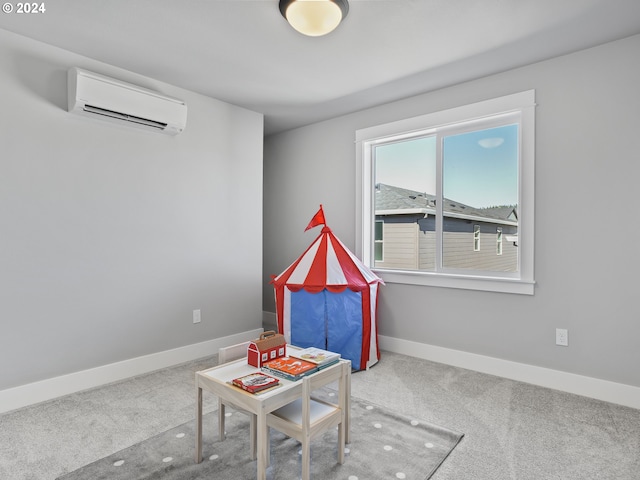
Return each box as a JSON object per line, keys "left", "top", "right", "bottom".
{"left": 83, "top": 105, "right": 168, "bottom": 130}
{"left": 68, "top": 67, "right": 187, "bottom": 135}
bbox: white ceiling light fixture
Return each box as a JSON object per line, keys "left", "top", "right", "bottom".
{"left": 279, "top": 0, "right": 349, "bottom": 37}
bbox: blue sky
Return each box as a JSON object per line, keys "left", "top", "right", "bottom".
{"left": 374, "top": 124, "right": 518, "bottom": 208}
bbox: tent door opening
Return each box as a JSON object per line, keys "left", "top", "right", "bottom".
{"left": 289, "top": 288, "right": 363, "bottom": 369}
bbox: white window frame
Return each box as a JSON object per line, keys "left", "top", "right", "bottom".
{"left": 497, "top": 227, "right": 503, "bottom": 256}
{"left": 473, "top": 225, "right": 481, "bottom": 252}
{"left": 355, "top": 90, "right": 535, "bottom": 295}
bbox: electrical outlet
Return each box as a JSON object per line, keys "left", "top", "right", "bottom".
{"left": 193, "top": 309, "right": 201, "bottom": 324}
{"left": 556, "top": 328, "right": 568, "bottom": 346}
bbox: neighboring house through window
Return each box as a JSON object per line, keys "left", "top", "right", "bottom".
{"left": 355, "top": 91, "right": 535, "bottom": 294}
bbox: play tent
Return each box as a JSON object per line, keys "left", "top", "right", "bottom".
{"left": 271, "top": 207, "right": 384, "bottom": 370}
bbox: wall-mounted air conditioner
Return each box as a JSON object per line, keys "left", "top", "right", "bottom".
{"left": 67, "top": 67, "right": 187, "bottom": 135}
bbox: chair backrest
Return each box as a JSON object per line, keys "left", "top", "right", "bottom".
{"left": 304, "top": 361, "right": 346, "bottom": 393}
{"left": 218, "top": 341, "right": 251, "bottom": 364}
{"left": 301, "top": 361, "right": 348, "bottom": 428}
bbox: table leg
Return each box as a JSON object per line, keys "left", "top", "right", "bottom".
{"left": 196, "top": 385, "right": 203, "bottom": 463}
{"left": 249, "top": 414, "right": 257, "bottom": 460}
{"left": 345, "top": 366, "right": 351, "bottom": 444}
{"left": 256, "top": 410, "right": 267, "bottom": 480}
{"left": 218, "top": 401, "right": 226, "bottom": 441}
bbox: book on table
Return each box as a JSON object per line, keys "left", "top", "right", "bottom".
{"left": 262, "top": 356, "right": 318, "bottom": 381}
{"left": 231, "top": 372, "right": 280, "bottom": 394}
{"left": 288, "top": 347, "right": 341, "bottom": 368}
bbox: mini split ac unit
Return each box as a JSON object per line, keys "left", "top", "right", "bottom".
{"left": 67, "top": 67, "right": 187, "bottom": 135}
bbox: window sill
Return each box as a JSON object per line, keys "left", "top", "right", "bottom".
{"left": 375, "top": 269, "right": 535, "bottom": 295}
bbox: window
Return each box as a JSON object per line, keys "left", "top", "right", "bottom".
{"left": 374, "top": 220, "right": 384, "bottom": 261}
{"left": 473, "top": 225, "right": 481, "bottom": 252}
{"left": 355, "top": 91, "right": 535, "bottom": 295}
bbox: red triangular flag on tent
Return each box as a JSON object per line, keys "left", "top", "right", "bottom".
{"left": 305, "top": 205, "right": 326, "bottom": 231}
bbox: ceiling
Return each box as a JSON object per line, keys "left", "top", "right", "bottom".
{"left": 1, "top": 0, "right": 640, "bottom": 135}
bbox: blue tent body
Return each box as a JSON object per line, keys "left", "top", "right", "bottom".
{"left": 290, "top": 288, "right": 365, "bottom": 369}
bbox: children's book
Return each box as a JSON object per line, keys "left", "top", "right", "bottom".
{"left": 231, "top": 372, "right": 280, "bottom": 394}
{"left": 262, "top": 356, "right": 318, "bottom": 381}
{"left": 288, "top": 347, "right": 341, "bottom": 368}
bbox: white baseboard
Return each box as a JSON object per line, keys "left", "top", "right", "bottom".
{"left": 260, "top": 310, "right": 640, "bottom": 408}
{"left": 379, "top": 335, "right": 640, "bottom": 410}
{"left": 9, "top": 326, "right": 635, "bottom": 414}
{"left": 0, "top": 328, "right": 263, "bottom": 414}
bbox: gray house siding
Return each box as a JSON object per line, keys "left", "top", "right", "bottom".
{"left": 442, "top": 220, "right": 517, "bottom": 272}
{"left": 375, "top": 214, "right": 517, "bottom": 272}
{"left": 375, "top": 222, "right": 420, "bottom": 269}
{"left": 443, "top": 231, "right": 517, "bottom": 272}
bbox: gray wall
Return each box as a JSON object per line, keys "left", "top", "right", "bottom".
{"left": 263, "top": 34, "right": 640, "bottom": 388}
{"left": 0, "top": 29, "right": 264, "bottom": 390}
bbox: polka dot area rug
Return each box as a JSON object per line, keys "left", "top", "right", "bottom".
{"left": 56, "top": 390, "right": 463, "bottom": 480}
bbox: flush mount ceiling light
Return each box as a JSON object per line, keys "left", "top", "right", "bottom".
{"left": 279, "top": 0, "right": 349, "bottom": 37}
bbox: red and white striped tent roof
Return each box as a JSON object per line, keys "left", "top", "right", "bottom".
{"left": 271, "top": 222, "right": 384, "bottom": 370}
{"left": 272, "top": 226, "right": 383, "bottom": 293}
